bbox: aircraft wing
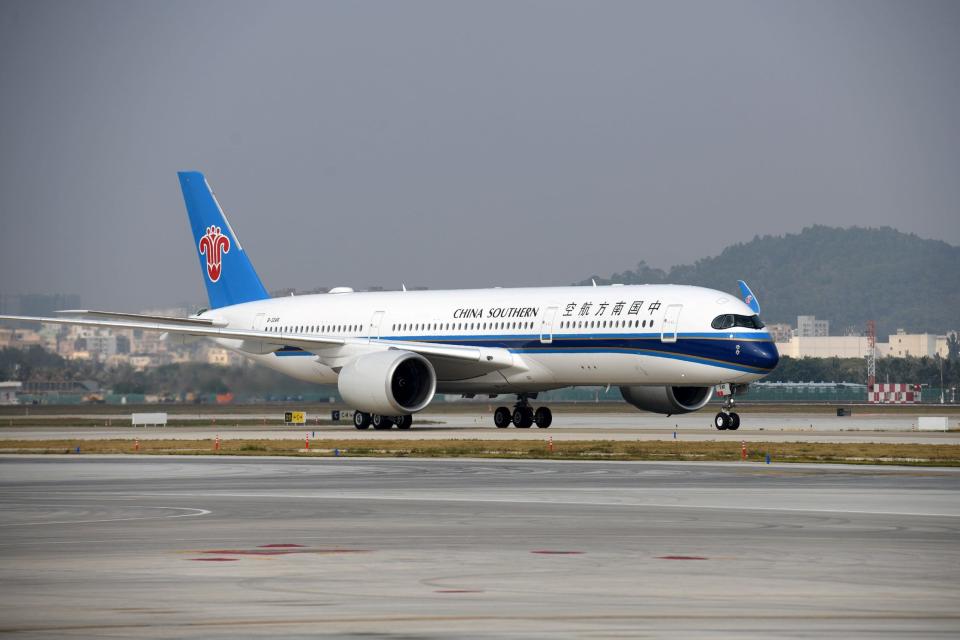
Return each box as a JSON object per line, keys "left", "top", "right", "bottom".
{"left": 55, "top": 309, "right": 228, "bottom": 327}
{"left": 0, "top": 314, "right": 514, "bottom": 370}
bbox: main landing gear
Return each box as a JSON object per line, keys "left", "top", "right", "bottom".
{"left": 713, "top": 391, "right": 740, "bottom": 431}
{"left": 353, "top": 412, "right": 412, "bottom": 430}
{"left": 494, "top": 394, "right": 552, "bottom": 429}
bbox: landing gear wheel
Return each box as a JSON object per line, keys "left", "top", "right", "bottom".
{"left": 372, "top": 414, "right": 393, "bottom": 430}
{"left": 534, "top": 407, "right": 553, "bottom": 428}
{"left": 513, "top": 407, "right": 534, "bottom": 428}
{"left": 393, "top": 415, "right": 412, "bottom": 430}
{"left": 353, "top": 411, "right": 371, "bottom": 430}
{"left": 714, "top": 412, "right": 730, "bottom": 431}
{"left": 728, "top": 412, "right": 740, "bottom": 431}
{"left": 494, "top": 406, "right": 512, "bottom": 428}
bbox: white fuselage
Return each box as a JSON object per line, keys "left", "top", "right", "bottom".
{"left": 203, "top": 283, "right": 779, "bottom": 395}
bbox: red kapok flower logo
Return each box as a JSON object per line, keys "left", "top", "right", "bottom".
{"left": 198, "top": 226, "right": 230, "bottom": 283}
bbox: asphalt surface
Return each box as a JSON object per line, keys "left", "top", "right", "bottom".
{"left": 1, "top": 456, "right": 958, "bottom": 638}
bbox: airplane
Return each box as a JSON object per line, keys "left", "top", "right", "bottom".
{"left": 0, "top": 172, "right": 779, "bottom": 431}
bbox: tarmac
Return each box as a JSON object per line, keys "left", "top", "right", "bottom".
{"left": 1, "top": 455, "right": 958, "bottom": 638}
{"left": 2, "top": 410, "right": 959, "bottom": 444}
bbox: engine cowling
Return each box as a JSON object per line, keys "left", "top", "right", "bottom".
{"left": 619, "top": 385, "right": 713, "bottom": 415}
{"left": 338, "top": 350, "right": 436, "bottom": 415}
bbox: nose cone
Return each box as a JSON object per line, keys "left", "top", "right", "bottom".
{"left": 752, "top": 340, "right": 780, "bottom": 372}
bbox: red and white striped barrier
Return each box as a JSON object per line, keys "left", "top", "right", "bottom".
{"left": 868, "top": 383, "right": 921, "bottom": 404}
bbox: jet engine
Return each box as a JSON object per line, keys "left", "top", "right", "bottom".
{"left": 619, "top": 385, "right": 713, "bottom": 415}
{"left": 338, "top": 350, "right": 437, "bottom": 415}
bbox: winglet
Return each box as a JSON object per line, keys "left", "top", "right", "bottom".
{"left": 737, "top": 280, "right": 761, "bottom": 314}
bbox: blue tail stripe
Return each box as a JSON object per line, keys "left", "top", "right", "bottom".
{"left": 178, "top": 171, "right": 269, "bottom": 309}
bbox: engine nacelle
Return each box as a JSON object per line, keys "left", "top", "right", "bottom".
{"left": 619, "top": 385, "right": 713, "bottom": 415}
{"left": 338, "top": 350, "right": 436, "bottom": 415}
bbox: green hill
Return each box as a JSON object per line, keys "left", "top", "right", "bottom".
{"left": 580, "top": 226, "right": 960, "bottom": 337}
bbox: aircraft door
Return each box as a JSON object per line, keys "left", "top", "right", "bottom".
{"left": 252, "top": 313, "right": 266, "bottom": 331}
{"left": 540, "top": 307, "right": 558, "bottom": 344}
{"left": 368, "top": 310, "right": 385, "bottom": 342}
{"left": 660, "top": 304, "right": 682, "bottom": 343}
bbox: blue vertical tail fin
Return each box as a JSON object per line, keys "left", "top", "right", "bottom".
{"left": 178, "top": 171, "right": 270, "bottom": 309}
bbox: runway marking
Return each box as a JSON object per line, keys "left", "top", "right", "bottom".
{"left": 129, "top": 491, "right": 960, "bottom": 518}
{"left": 658, "top": 555, "right": 708, "bottom": 560}
{"left": 189, "top": 557, "right": 237, "bottom": 562}
{"left": 200, "top": 548, "right": 370, "bottom": 556}
{"left": 0, "top": 505, "right": 211, "bottom": 527}
{"left": 531, "top": 550, "right": 584, "bottom": 555}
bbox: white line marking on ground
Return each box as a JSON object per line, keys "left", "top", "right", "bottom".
{"left": 94, "top": 492, "right": 960, "bottom": 518}
{"left": 0, "top": 505, "right": 211, "bottom": 527}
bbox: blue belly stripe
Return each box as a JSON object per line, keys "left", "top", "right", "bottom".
{"left": 374, "top": 332, "right": 777, "bottom": 373}
{"left": 269, "top": 332, "right": 776, "bottom": 372}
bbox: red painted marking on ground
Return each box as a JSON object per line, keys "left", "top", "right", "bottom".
{"left": 435, "top": 589, "right": 483, "bottom": 593}
{"left": 201, "top": 549, "right": 370, "bottom": 556}
{"left": 658, "top": 555, "right": 709, "bottom": 560}
{"left": 530, "top": 550, "right": 585, "bottom": 555}
{"left": 257, "top": 544, "right": 306, "bottom": 548}
{"left": 189, "top": 557, "right": 238, "bottom": 562}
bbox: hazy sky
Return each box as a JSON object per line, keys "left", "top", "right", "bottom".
{"left": 1, "top": 0, "right": 958, "bottom": 310}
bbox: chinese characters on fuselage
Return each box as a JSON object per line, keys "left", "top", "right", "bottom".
{"left": 562, "top": 300, "right": 662, "bottom": 318}
{"left": 451, "top": 300, "right": 664, "bottom": 320}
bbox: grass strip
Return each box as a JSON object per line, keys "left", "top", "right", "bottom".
{"left": 1, "top": 439, "right": 958, "bottom": 466}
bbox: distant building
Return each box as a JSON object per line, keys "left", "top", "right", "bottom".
{"left": 887, "top": 330, "right": 944, "bottom": 358}
{"left": 205, "top": 347, "right": 243, "bottom": 367}
{"left": 79, "top": 332, "right": 118, "bottom": 360}
{"left": 765, "top": 323, "right": 793, "bottom": 343}
{"left": 796, "top": 315, "right": 829, "bottom": 337}
{"left": 775, "top": 329, "right": 955, "bottom": 360}
{"left": 775, "top": 336, "right": 871, "bottom": 359}
{"left": 21, "top": 380, "right": 100, "bottom": 395}
{"left": 129, "top": 355, "right": 155, "bottom": 371}
{"left": 0, "top": 381, "right": 21, "bottom": 405}
{"left": 0, "top": 328, "right": 43, "bottom": 348}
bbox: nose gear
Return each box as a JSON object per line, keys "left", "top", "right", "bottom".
{"left": 714, "top": 384, "right": 745, "bottom": 431}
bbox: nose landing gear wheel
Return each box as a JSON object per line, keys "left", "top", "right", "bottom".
{"left": 728, "top": 412, "right": 740, "bottom": 430}
{"left": 714, "top": 412, "right": 730, "bottom": 430}
{"left": 354, "top": 411, "right": 371, "bottom": 430}
{"left": 494, "top": 406, "right": 512, "bottom": 428}
{"left": 534, "top": 407, "right": 552, "bottom": 428}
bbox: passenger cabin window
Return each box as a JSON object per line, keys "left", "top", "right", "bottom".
{"left": 711, "top": 314, "right": 765, "bottom": 330}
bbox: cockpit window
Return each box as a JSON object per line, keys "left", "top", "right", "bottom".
{"left": 711, "top": 314, "right": 765, "bottom": 330}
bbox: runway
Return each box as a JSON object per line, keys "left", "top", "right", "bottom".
{"left": 3, "top": 409, "right": 959, "bottom": 444}
{"left": 1, "top": 456, "right": 958, "bottom": 638}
